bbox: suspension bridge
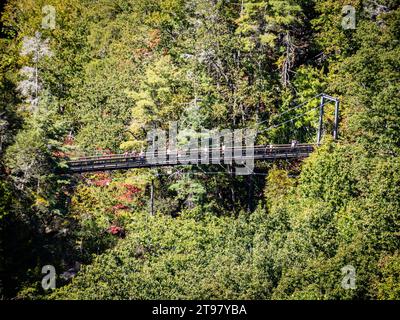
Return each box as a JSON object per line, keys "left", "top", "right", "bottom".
{"left": 67, "top": 94, "right": 339, "bottom": 174}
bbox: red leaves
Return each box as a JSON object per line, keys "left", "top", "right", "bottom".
{"left": 107, "top": 225, "right": 125, "bottom": 238}
{"left": 119, "top": 184, "right": 141, "bottom": 202}
{"left": 109, "top": 225, "right": 122, "bottom": 234}
{"left": 52, "top": 150, "right": 67, "bottom": 158}
{"left": 63, "top": 135, "right": 74, "bottom": 146}
{"left": 148, "top": 29, "right": 161, "bottom": 49}
{"left": 109, "top": 184, "right": 141, "bottom": 213}
{"left": 89, "top": 173, "right": 112, "bottom": 187}
{"left": 123, "top": 184, "right": 141, "bottom": 194}
{"left": 93, "top": 178, "right": 112, "bottom": 187}
{"left": 112, "top": 203, "right": 129, "bottom": 211}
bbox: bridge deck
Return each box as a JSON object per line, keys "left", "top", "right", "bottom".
{"left": 67, "top": 144, "right": 315, "bottom": 173}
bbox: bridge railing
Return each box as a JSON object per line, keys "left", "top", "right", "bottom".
{"left": 67, "top": 144, "right": 315, "bottom": 173}
{"left": 69, "top": 144, "right": 313, "bottom": 162}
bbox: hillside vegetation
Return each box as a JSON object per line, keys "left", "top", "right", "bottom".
{"left": 0, "top": 0, "right": 399, "bottom": 299}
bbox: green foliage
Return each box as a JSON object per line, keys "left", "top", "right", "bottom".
{"left": 47, "top": 142, "right": 400, "bottom": 300}
{"left": 50, "top": 211, "right": 272, "bottom": 299}
{"left": 0, "top": 180, "right": 12, "bottom": 220}
{"left": 373, "top": 252, "right": 400, "bottom": 300}
{"left": 1, "top": 0, "right": 399, "bottom": 300}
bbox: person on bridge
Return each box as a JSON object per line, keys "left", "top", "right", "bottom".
{"left": 139, "top": 150, "right": 145, "bottom": 163}
{"left": 291, "top": 140, "right": 298, "bottom": 149}
{"left": 166, "top": 147, "right": 171, "bottom": 162}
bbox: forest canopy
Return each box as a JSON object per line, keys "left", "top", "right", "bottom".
{"left": 0, "top": 0, "right": 399, "bottom": 300}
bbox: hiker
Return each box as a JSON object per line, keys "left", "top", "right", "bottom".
{"left": 139, "top": 150, "right": 145, "bottom": 163}
{"left": 166, "top": 147, "right": 171, "bottom": 162}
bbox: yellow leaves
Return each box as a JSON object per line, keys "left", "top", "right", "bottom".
{"left": 33, "top": 193, "right": 50, "bottom": 210}
{"left": 122, "top": 53, "right": 188, "bottom": 149}
{"left": 260, "top": 33, "right": 277, "bottom": 47}
{"left": 146, "top": 68, "right": 167, "bottom": 87}
{"left": 146, "top": 55, "right": 181, "bottom": 86}
{"left": 265, "top": 167, "right": 293, "bottom": 202}
{"left": 276, "top": 54, "right": 286, "bottom": 69}
{"left": 132, "top": 94, "right": 155, "bottom": 111}
{"left": 235, "top": 23, "right": 258, "bottom": 35}
{"left": 237, "top": 37, "right": 256, "bottom": 52}
{"left": 124, "top": 171, "right": 151, "bottom": 191}
{"left": 209, "top": 101, "right": 229, "bottom": 122}
{"left": 119, "top": 140, "right": 139, "bottom": 152}
{"left": 114, "top": 209, "right": 130, "bottom": 219}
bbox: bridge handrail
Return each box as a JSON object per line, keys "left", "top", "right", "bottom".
{"left": 68, "top": 144, "right": 315, "bottom": 163}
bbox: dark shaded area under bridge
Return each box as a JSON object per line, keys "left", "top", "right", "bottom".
{"left": 67, "top": 144, "right": 315, "bottom": 174}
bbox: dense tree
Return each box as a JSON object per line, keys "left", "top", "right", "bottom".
{"left": 0, "top": 0, "right": 399, "bottom": 300}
